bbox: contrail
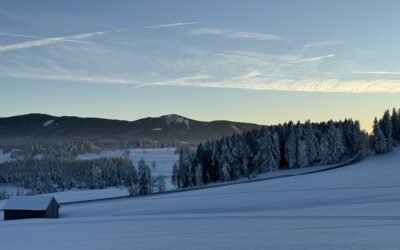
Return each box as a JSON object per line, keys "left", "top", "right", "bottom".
{"left": 0, "top": 30, "right": 123, "bottom": 53}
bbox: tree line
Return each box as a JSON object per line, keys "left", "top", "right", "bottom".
{"left": 371, "top": 108, "right": 400, "bottom": 154}
{"left": 172, "top": 119, "right": 364, "bottom": 188}
{"left": 0, "top": 157, "right": 164, "bottom": 197}
{"left": 1, "top": 139, "right": 185, "bottom": 160}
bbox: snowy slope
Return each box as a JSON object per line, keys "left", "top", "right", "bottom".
{"left": 1, "top": 149, "right": 400, "bottom": 249}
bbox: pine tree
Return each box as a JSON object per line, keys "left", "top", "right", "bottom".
{"left": 219, "top": 162, "right": 230, "bottom": 182}
{"left": 238, "top": 136, "right": 251, "bottom": 175}
{"left": 171, "top": 162, "right": 180, "bottom": 188}
{"left": 153, "top": 175, "right": 166, "bottom": 193}
{"left": 297, "top": 139, "right": 309, "bottom": 167}
{"left": 304, "top": 120, "right": 318, "bottom": 164}
{"left": 124, "top": 162, "right": 138, "bottom": 196}
{"left": 285, "top": 125, "right": 297, "bottom": 168}
{"left": 379, "top": 110, "right": 393, "bottom": 152}
{"left": 391, "top": 108, "right": 400, "bottom": 142}
{"left": 195, "top": 163, "right": 203, "bottom": 186}
{"left": 372, "top": 118, "right": 388, "bottom": 154}
{"left": 137, "top": 158, "right": 152, "bottom": 195}
{"left": 176, "top": 148, "right": 196, "bottom": 188}
{"left": 325, "top": 123, "right": 345, "bottom": 164}
{"left": 271, "top": 131, "right": 281, "bottom": 171}
{"left": 318, "top": 136, "right": 330, "bottom": 164}
{"left": 256, "top": 129, "right": 276, "bottom": 172}
{"left": 296, "top": 124, "right": 309, "bottom": 167}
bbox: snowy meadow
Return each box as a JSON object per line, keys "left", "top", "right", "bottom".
{"left": 1, "top": 148, "right": 400, "bottom": 249}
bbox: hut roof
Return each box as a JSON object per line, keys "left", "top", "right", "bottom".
{"left": 2, "top": 196, "right": 58, "bottom": 211}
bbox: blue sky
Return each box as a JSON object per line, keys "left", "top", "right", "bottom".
{"left": 1, "top": 0, "right": 400, "bottom": 130}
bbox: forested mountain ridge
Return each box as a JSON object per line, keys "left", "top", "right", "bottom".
{"left": 0, "top": 113, "right": 262, "bottom": 145}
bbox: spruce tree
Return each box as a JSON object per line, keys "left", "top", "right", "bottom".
{"left": 372, "top": 118, "right": 388, "bottom": 154}
{"left": 391, "top": 108, "right": 400, "bottom": 142}
{"left": 256, "top": 129, "right": 276, "bottom": 172}
{"left": 325, "top": 123, "right": 345, "bottom": 164}
{"left": 137, "top": 158, "right": 152, "bottom": 195}
{"left": 304, "top": 120, "right": 318, "bottom": 164}
{"left": 379, "top": 110, "right": 393, "bottom": 152}
{"left": 285, "top": 125, "right": 297, "bottom": 168}
{"left": 318, "top": 136, "right": 330, "bottom": 164}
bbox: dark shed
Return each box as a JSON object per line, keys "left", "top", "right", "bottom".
{"left": 3, "top": 196, "right": 60, "bottom": 220}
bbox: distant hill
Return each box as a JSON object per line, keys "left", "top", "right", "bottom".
{"left": 0, "top": 113, "right": 263, "bottom": 145}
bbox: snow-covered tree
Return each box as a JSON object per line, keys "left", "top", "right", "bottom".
{"left": 219, "top": 162, "right": 230, "bottom": 182}
{"left": 195, "top": 163, "right": 203, "bottom": 186}
{"left": 285, "top": 126, "right": 297, "bottom": 168}
{"left": 137, "top": 158, "right": 152, "bottom": 195}
{"left": 372, "top": 118, "right": 388, "bottom": 154}
{"left": 325, "top": 123, "right": 345, "bottom": 164}
{"left": 391, "top": 108, "right": 400, "bottom": 142}
{"left": 171, "top": 162, "right": 180, "bottom": 188}
{"left": 297, "top": 139, "right": 309, "bottom": 167}
{"left": 379, "top": 110, "right": 393, "bottom": 152}
{"left": 168, "top": 116, "right": 363, "bottom": 189}
{"left": 124, "top": 163, "right": 138, "bottom": 196}
{"left": 256, "top": 129, "right": 279, "bottom": 172}
{"left": 271, "top": 131, "right": 281, "bottom": 171}
{"left": 153, "top": 175, "right": 166, "bottom": 193}
{"left": 172, "top": 148, "right": 196, "bottom": 188}
{"left": 304, "top": 120, "right": 318, "bottom": 163}
{"left": 318, "top": 136, "right": 330, "bottom": 164}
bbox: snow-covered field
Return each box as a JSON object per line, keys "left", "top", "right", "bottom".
{"left": 79, "top": 147, "right": 178, "bottom": 190}
{"left": 0, "top": 150, "right": 11, "bottom": 164}
{"left": 0, "top": 187, "right": 128, "bottom": 209}
{"left": 1, "top": 149, "right": 400, "bottom": 249}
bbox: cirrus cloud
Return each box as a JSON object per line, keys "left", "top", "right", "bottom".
{"left": 191, "top": 28, "right": 290, "bottom": 42}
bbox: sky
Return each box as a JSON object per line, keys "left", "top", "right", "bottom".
{"left": 1, "top": 0, "right": 400, "bottom": 131}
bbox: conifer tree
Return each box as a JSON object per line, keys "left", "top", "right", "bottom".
{"left": 380, "top": 110, "right": 393, "bottom": 152}
{"left": 325, "top": 123, "right": 345, "bottom": 164}
{"left": 285, "top": 125, "right": 297, "bottom": 168}
{"left": 137, "top": 158, "right": 152, "bottom": 195}
{"left": 372, "top": 118, "right": 388, "bottom": 154}
{"left": 391, "top": 108, "right": 400, "bottom": 142}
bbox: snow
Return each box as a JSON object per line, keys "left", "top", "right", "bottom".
{"left": 230, "top": 124, "right": 241, "bottom": 133}
{"left": 0, "top": 149, "right": 12, "bottom": 163}
{"left": 79, "top": 148, "right": 178, "bottom": 190}
{"left": 165, "top": 114, "right": 190, "bottom": 129}
{"left": 1, "top": 149, "right": 400, "bottom": 249}
{"left": 45, "top": 187, "right": 128, "bottom": 203}
{"left": 0, "top": 187, "right": 128, "bottom": 209}
{"left": 3, "top": 196, "right": 56, "bottom": 210}
{"left": 43, "top": 120, "right": 54, "bottom": 127}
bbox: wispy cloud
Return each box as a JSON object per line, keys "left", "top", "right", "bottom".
{"left": 0, "top": 71, "right": 139, "bottom": 85}
{"left": 137, "top": 78, "right": 400, "bottom": 93}
{"left": 3, "top": 69, "right": 400, "bottom": 93}
{"left": 145, "top": 22, "right": 200, "bottom": 29}
{"left": 0, "top": 31, "right": 93, "bottom": 45}
{"left": 133, "top": 75, "right": 209, "bottom": 88}
{"left": 0, "top": 32, "right": 41, "bottom": 39}
{"left": 303, "top": 40, "right": 344, "bottom": 50}
{"left": 191, "top": 28, "right": 289, "bottom": 41}
{"left": 0, "top": 30, "right": 122, "bottom": 53}
{"left": 301, "top": 54, "right": 336, "bottom": 62}
{"left": 353, "top": 71, "right": 400, "bottom": 75}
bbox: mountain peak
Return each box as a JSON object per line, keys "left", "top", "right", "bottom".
{"left": 163, "top": 114, "right": 190, "bottom": 129}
